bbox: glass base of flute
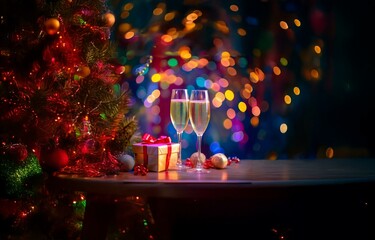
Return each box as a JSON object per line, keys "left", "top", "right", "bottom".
{"left": 187, "top": 135, "right": 210, "bottom": 173}
{"left": 176, "top": 132, "right": 188, "bottom": 171}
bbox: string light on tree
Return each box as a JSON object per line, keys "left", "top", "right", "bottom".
{"left": 135, "top": 55, "right": 153, "bottom": 76}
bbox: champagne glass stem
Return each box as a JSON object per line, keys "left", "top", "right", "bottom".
{"left": 177, "top": 131, "right": 182, "bottom": 167}
{"left": 196, "top": 135, "right": 202, "bottom": 170}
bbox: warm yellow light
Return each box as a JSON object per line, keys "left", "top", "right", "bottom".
{"left": 314, "top": 45, "right": 321, "bottom": 54}
{"left": 151, "top": 89, "right": 161, "bottom": 98}
{"left": 284, "top": 95, "right": 292, "bottom": 104}
{"left": 120, "top": 11, "right": 129, "bottom": 19}
{"left": 124, "top": 31, "right": 135, "bottom": 39}
{"left": 187, "top": 60, "right": 198, "bottom": 69}
{"left": 215, "top": 21, "right": 229, "bottom": 33}
{"left": 186, "top": 12, "right": 198, "bottom": 21}
{"left": 221, "top": 51, "right": 230, "bottom": 59}
{"left": 164, "top": 12, "right": 176, "bottom": 21}
{"left": 273, "top": 66, "right": 281, "bottom": 76}
{"left": 225, "top": 90, "right": 235, "bottom": 101}
{"left": 241, "top": 88, "right": 251, "bottom": 99}
{"left": 293, "top": 86, "right": 300, "bottom": 95}
{"left": 167, "top": 27, "right": 177, "bottom": 35}
{"left": 180, "top": 50, "right": 191, "bottom": 60}
{"left": 238, "top": 102, "right": 247, "bottom": 112}
{"left": 294, "top": 19, "right": 301, "bottom": 27}
{"left": 123, "top": 3, "right": 133, "bottom": 11}
{"left": 193, "top": 10, "right": 202, "bottom": 16}
{"left": 220, "top": 59, "right": 230, "bottom": 67}
{"left": 250, "top": 71, "right": 259, "bottom": 83}
{"left": 229, "top": 4, "right": 239, "bottom": 12}
{"left": 118, "top": 23, "right": 131, "bottom": 33}
{"left": 223, "top": 119, "right": 232, "bottom": 129}
{"left": 146, "top": 94, "right": 155, "bottom": 103}
{"left": 151, "top": 73, "right": 161, "bottom": 82}
{"left": 311, "top": 69, "right": 319, "bottom": 79}
{"left": 212, "top": 97, "right": 222, "bottom": 108}
{"left": 198, "top": 58, "right": 209, "bottom": 68}
{"left": 227, "top": 67, "right": 237, "bottom": 76}
{"left": 280, "top": 123, "right": 287, "bottom": 133}
{"left": 326, "top": 147, "right": 334, "bottom": 158}
{"left": 250, "top": 116, "right": 259, "bottom": 127}
{"left": 215, "top": 92, "right": 225, "bottom": 102}
{"left": 184, "top": 21, "right": 196, "bottom": 31}
{"left": 153, "top": 7, "right": 163, "bottom": 16}
{"left": 250, "top": 67, "right": 265, "bottom": 83}
{"left": 280, "top": 21, "right": 288, "bottom": 29}
{"left": 237, "top": 28, "right": 246, "bottom": 36}
{"left": 161, "top": 34, "right": 173, "bottom": 43}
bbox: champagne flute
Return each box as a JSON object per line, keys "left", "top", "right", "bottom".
{"left": 170, "top": 89, "right": 189, "bottom": 170}
{"left": 188, "top": 89, "right": 210, "bottom": 173}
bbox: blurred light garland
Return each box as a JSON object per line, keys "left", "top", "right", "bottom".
{"left": 112, "top": 0, "right": 326, "bottom": 159}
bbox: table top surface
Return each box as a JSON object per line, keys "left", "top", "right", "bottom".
{"left": 53, "top": 158, "right": 375, "bottom": 197}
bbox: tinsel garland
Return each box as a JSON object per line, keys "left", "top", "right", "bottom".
{"left": 59, "top": 150, "right": 121, "bottom": 177}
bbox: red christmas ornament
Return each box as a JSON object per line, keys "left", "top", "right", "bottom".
{"left": 41, "top": 148, "right": 69, "bottom": 170}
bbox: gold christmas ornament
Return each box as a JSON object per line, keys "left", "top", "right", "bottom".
{"left": 210, "top": 153, "right": 228, "bottom": 169}
{"left": 103, "top": 12, "right": 115, "bottom": 27}
{"left": 76, "top": 66, "right": 91, "bottom": 77}
{"left": 189, "top": 152, "right": 206, "bottom": 167}
{"left": 44, "top": 18, "right": 60, "bottom": 35}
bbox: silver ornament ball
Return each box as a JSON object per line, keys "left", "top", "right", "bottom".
{"left": 117, "top": 153, "right": 135, "bottom": 172}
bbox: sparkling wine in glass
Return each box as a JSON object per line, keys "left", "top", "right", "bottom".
{"left": 170, "top": 89, "right": 189, "bottom": 170}
{"left": 188, "top": 89, "right": 210, "bottom": 173}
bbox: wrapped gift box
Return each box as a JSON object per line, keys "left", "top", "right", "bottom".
{"left": 132, "top": 142, "right": 179, "bottom": 172}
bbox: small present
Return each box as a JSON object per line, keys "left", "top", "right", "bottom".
{"left": 132, "top": 134, "right": 179, "bottom": 172}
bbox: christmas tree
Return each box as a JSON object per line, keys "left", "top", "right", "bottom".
{"left": 0, "top": 1, "right": 144, "bottom": 237}
{"left": 0, "top": 0, "right": 138, "bottom": 178}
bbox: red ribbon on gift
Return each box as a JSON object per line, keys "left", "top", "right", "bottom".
{"left": 141, "top": 133, "right": 172, "bottom": 171}
{"left": 142, "top": 133, "right": 172, "bottom": 144}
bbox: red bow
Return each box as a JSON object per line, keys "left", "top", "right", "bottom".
{"left": 142, "top": 133, "right": 171, "bottom": 144}
{"left": 134, "top": 164, "right": 148, "bottom": 176}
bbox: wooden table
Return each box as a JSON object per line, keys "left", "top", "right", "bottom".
{"left": 53, "top": 159, "right": 375, "bottom": 240}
